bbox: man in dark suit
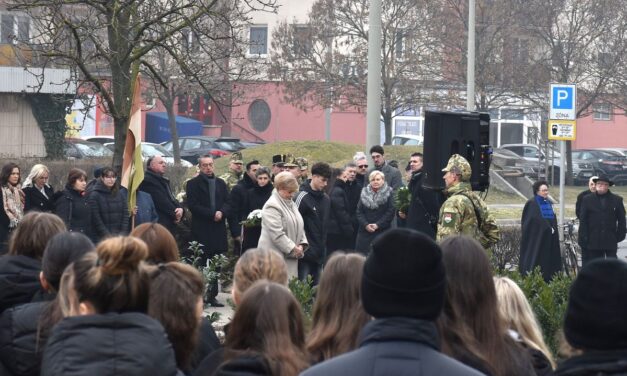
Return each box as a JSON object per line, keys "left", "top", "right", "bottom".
{"left": 138, "top": 155, "right": 183, "bottom": 234}
{"left": 186, "top": 155, "right": 229, "bottom": 307}
{"left": 578, "top": 174, "right": 626, "bottom": 266}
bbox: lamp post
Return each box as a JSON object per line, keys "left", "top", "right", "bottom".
{"left": 366, "top": 0, "right": 383, "bottom": 153}
{"left": 466, "top": 0, "right": 476, "bottom": 112}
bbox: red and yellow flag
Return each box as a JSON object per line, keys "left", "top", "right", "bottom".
{"left": 121, "top": 75, "right": 144, "bottom": 224}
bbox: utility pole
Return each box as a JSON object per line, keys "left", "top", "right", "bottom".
{"left": 366, "top": 0, "right": 382, "bottom": 153}
{"left": 466, "top": 0, "right": 476, "bottom": 111}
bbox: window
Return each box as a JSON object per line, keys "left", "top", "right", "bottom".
{"left": 512, "top": 38, "right": 529, "bottom": 65}
{"left": 249, "top": 26, "right": 268, "bottom": 55}
{"left": 248, "top": 99, "right": 271, "bottom": 132}
{"left": 501, "top": 109, "right": 524, "bottom": 120}
{"left": 292, "top": 26, "right": 312, "bottom": 56}
{"left": 593, "top": 103, "right": 612, "bottom": 121}
{"left": 1, "top": 15, "right": 14, "bottom": 44}
{"left": 395, "top": 29, "right": 407, "bottom": 59}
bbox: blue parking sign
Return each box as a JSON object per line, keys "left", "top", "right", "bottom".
{"left": 550, "top": 83, "right": 576, "bottom": 120}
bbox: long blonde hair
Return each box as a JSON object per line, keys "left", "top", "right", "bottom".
{"left": 494, "top": 276, "right": 555, "bottom": 368}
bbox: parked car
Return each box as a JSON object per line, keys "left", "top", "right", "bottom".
{"left": 82, "top": 136, "right": 115, "bottom": 144}
{"left": 572, "top": 149, "right": 627, "bottom": 184}
{"left": 240, "top": 141, "right": 266, "bottom": 149}
{"left": 492, "top": 148, "right": 544, "bottom": 179}
{"left": 64, "top": 139, "right": 114, "bottom": 159}
{"left": 500, "top": 143, "right": 594, "bottom": 185}
{"left": 161, "top": 137, "right": 230, "bottom": 164}
{"left": 104, "top": 142, "right": 194, "bottom": 168}
{"left": 391, "top": 135, "right": 424, "bottom": 146}
{"left": 211, "top": 137, "right": 246, "bottom": 151}
{"left": 592, "top": 148, "right": 627, "bottom": 157}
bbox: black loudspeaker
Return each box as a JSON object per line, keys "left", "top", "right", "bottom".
{"left": 422, "top": 111, "right": 492, "bottom": 191}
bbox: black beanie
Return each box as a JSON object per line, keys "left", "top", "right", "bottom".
{"left": 564, "top": 259, "right": 627, "bottom": 350}
{"left": 361, "top": 228, "right": 446, "bottom": 320}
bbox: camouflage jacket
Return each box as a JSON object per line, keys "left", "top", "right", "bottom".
{"left": 219, "top": 170, "right": 242, "bottom": 191}
{"left": 437, "top": 181, "right": 499, "bottom": 250}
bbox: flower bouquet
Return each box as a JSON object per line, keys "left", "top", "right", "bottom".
{"left": 394, "top": 186, "right": 411, "bottom": 213}
{"left": 241, "top": 209, "right": 263, "bottom": 228}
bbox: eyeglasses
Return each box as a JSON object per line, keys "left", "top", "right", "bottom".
{"left": 358, "top": 165, "right": 368, "bottom": 169}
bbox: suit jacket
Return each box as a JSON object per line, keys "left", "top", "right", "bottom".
{"left": 186, "top": 174, "right": 229, "bottom": 252}
{"left": 579, "top": 191, "right": 626, "bottom": 250}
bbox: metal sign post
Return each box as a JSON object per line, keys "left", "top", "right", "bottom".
{"left": 549, "top": 84, "right": 577, "bottom": 240}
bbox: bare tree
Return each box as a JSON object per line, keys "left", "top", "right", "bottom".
{"left": 513, "top": 0, "right": 627, "bottom": 184}
{"left": 10, "top": 0, "right": 276, "bottom": 170}
{"left": 269, "top": 0, "right": 444, "bottom": 143}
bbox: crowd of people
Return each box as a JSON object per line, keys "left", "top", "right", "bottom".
{"left": 0, "top": 144, "right": 626, "bottom": 375}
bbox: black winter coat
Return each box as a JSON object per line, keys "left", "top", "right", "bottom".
{"left": 186, "top": 174, "right": 229, "bottom": 252}
{"left": 226, "top": 173, "right": 257, "bottom": 238}
{"left": 405, "top": 171, "right": 443, "bottom": 239}
{"left": 0, "top": 301, "right": 48, "bottom": 376}
{"left": 519, "top": 197, "right": 562, "bottom": 282}
{"left": 552, "top": 349, "right": 627, "bottom": 375}
{"left": 241, "top": 183, "right": 273, "bottom": 252}
{"left": 53, "top": 186, "right": 94, "bottom": 241}
{"left": 575, "top": 189, "right": 592, "bottom": 220}
{"left": 578, "top": 191, "right": 626, "bottom": 251}
{"left": 22, "top": 185, "right": 54, "bottom": 213}
{"left": 139, "top": 170, "right": 182, "bottom": 234}
{"left": 355, "top": 185, "right": 395, "bottom": 254}
{"left": 0, "top": 198, "right": 10, "bottom": 255}
{"left": 189, "top": 320, "right": 222, "bottom": 374}
{"left": 301, "top": 318, "right": 484, "bottom": 376}
{"left": 41, "top": 312, "right": 180, "bottom": 376}
{"left": 327, "top": 180, "right": 353, "bottom": 236}
{"left": 87, "top": 180, "right": 129, "bottom": 241}
{"left": 0, "top": 255, "right": 42, "bottom": 314}
{"left": 295, "top": 182, "right": 330, "bottom": 265}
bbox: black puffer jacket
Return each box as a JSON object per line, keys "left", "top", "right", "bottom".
{"left": 327, "top": 180, "right": 354, "bottom": 236}
{"left": 87, "top": 180, "right": 129, "bottom": 241}
{"left": 295, "top": 182, "right": 330, "bottom": 265}
{"left": 552, "top": 350, "right": 627, "bottom": 375}
{"left": 0, "top": 301, "right": 48, "bottom": 376}
{"left": 53, "top": 186, "right": 94, "bottom": 241}
{"left": 0, "top": 255, "right": 42, "bottom": 314}
{"left": 301, "top": 318, "right": 485, "bottom": 376}
{"left": 41, "top": 312, "right": 180, "bottom": 376}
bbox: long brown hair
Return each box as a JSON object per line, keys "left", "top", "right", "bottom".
{"left": 9, "top": 212, "right": 66, "bottom": 259}
{"left": 437, "top": 235, "right": 531, "bottom": 376}
{"left": 72, "top": 236, "right": 149, "bottom": 313}
{"left": 131, "top": 222, "right": 180, "bottom": 263}
{"left": 148, "top": 262, "right": 204, "bottom": 370}
{"left": 307, "top": 252, "right": 370, "bottom": 363}
{"left": 225, "top": 280, "right": 309, "bottom": 376}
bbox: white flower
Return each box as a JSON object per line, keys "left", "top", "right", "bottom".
{"left": 248, "top": 209, "right": 263, "bottom": 220}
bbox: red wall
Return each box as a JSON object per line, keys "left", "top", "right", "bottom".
{"left": 573, "top": 112, "right": 627, "bottom": 149}
{"left": 230, "top": 82, "right": 367, "bottom": 144}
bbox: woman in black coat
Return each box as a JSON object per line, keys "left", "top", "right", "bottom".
{"left": 326, "top": 168, "right": 354, "bottom": 252}
{"left": 355, "top": 171, "right": 395, "bottom": 254}
{"left": 53, "top": 168, "right": 94, "bottom": 241}
{"left": 87, "top": 167, "right": 129, "bottom": 242}
{"left": 22, "top": 164, "right": 55, "bottom": 213}
{"left": 241, "top": 167, "right": 273, "bottom": 253}
{"left": 519, "top": 180, "right": 562, "bottom": 282}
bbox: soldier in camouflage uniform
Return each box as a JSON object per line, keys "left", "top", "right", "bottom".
{"left": 436, "top": 154, "right": 499, "bottom": 250}
{"left": 296, "top": 157, "right": 309, "bottom": 184}
{"left": 283, "top": 154, "right": 301, "bottom": 179}
{"left": 219, "top": 151, "right": 244, "bottom": 191}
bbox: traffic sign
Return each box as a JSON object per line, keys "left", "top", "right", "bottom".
{"left": 550, "top": 83, "right": 577, "bottom": 120}
{"left": 548, "top": 120, "right": 576, "bottom": 141}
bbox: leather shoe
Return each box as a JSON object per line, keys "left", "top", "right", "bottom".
{"left": 208, "top": 298, "right": 224, "bottom": 308}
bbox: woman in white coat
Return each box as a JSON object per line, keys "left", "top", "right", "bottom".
{"left": 257, "top": 172, "right": 308, "bottom": 279}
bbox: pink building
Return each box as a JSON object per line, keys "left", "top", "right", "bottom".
{"left": 573, "top": 103, "right": 627, "bottom": 149}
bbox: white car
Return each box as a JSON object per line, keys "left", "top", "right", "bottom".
{"left": 104, "top": 142, "right": 194, "bottom": 168}
{"left": 391, "top": 134, "right": 424, "bottom": 146}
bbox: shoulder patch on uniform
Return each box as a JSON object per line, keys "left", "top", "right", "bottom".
{"left": 442, "top": 212, "right": 458, "bottom": 227}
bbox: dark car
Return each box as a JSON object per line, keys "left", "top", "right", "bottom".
{"left": 162, "top": 137, "right": 230, "bottom": 164}
{"left": 64, "top": 139, "right": 114, "bottom": 159}
{"left": 572, "top": 149, "right": 627, "bottom": 184}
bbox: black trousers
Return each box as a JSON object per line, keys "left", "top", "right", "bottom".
{"left": 298, "top": 259, "right": 321, "bottom": 286}
{"left": 582, "top": 248, "right": 617, "bottom": 267}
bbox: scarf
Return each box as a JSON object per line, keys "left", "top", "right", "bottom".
{"left": 201, "top": 173, "right": 216, "bottom": 214}
{"left": 2, "top": 183, "right": 24, "bottom": 228}
{"left": 535, "top": 195, "right": 554, "bottom": 219}
{"left": 360, "top": 183, "right": 392, "bottom": 209}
